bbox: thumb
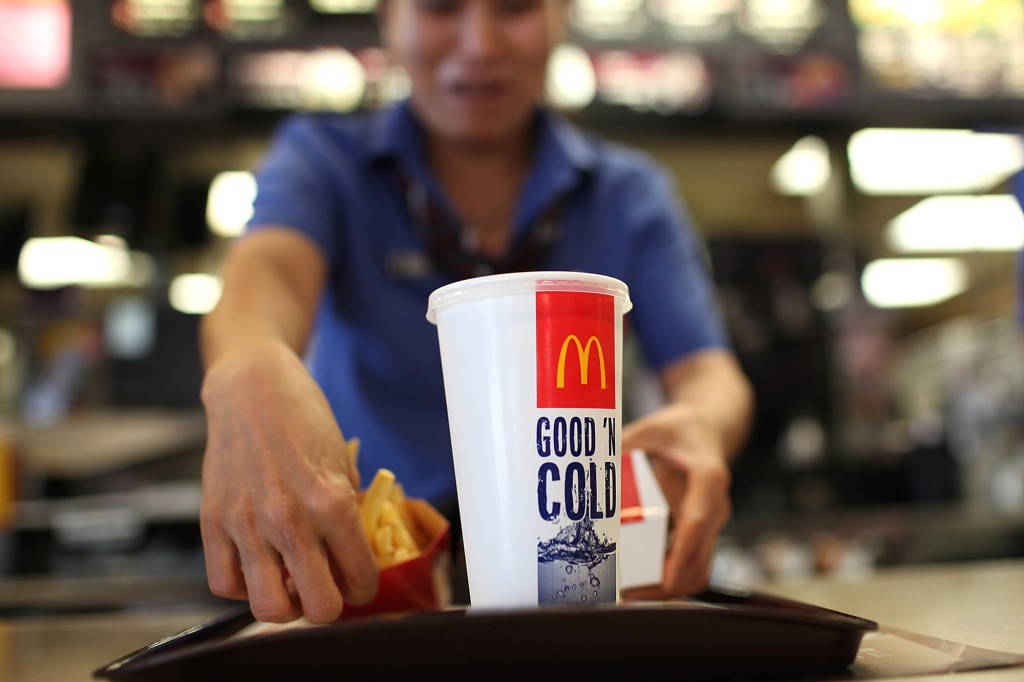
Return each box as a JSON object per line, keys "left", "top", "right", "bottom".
{"left": 346, "top": 437, "right": 362, "bottom": 489}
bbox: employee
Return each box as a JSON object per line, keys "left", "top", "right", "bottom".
{"left": 199, "top": 0, "right": 754, "bottom": 624}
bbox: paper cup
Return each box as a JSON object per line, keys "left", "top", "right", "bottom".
{"left": 427, "top": 272, "right": 633, "bottom": 610}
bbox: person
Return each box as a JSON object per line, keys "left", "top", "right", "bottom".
{"left": 198, "top": 0, "right": 754, "bottom": 625}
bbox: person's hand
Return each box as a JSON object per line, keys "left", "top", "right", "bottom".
{"left": 199, "top": 341, "right": 379, "bottom": 623}
{"left": 620, "top": 403, "right": 732, "bottom": 600}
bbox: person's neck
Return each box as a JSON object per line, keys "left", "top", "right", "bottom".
{"left": 427, "top": 130, "right": 533, "bottom": 187}
{"left": 427, "top": 130, "right": 535, "bottom": 259}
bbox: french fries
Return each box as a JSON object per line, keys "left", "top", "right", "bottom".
{"left": 358, "top": 467, "right": 423, "bottom": 568}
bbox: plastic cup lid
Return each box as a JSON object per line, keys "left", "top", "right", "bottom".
{"left": 426, "top": 271, "right": 632, "bottom": 324}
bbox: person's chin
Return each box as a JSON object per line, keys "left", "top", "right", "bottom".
{"left": 438, "top": 88, "right": 527, "bottom": 129}
{"left": 454, "top": 125, "right": 523, "bottom": 147}
{"left": 434, "top": 113, "right": 525, "bottom": 147}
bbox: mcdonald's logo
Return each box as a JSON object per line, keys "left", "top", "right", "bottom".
{"left": 556, "top": 335, "right": 606, "bottom": 390}
{"left": 536, "top": 291, "right": 616, "bottom": 409}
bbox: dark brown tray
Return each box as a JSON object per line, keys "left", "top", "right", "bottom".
{"left": 94, "top": 585, "right": 877, "bottom": 681}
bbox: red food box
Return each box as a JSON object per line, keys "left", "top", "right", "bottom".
{"left": 338, "top": 498, "right": 452, "bottom": 619}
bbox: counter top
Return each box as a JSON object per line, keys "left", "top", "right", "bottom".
{"left": 2, "top": 558, "right": 1022, "bottom": 681}
{"left": 755, "top": 557, "right": 1024, "bottom": 681}
{"left": 20, "top": 408, "right": 206, "bottom": 479}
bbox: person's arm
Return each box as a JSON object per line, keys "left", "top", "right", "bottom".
{"left": 201, "top": 227, "right": 324, "bottom": 365}
{"left": 199, "top": 227, "right": 379, "bottom": 623}
{"left": 620, "top": 347, "right": 753, "bottom": 599}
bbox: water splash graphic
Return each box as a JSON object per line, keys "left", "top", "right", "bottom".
{"left": 538, "top": 516, "right": 616, "bottom": 568}
{"left": 537, "top": 516, "right": 616, "bottom": 605}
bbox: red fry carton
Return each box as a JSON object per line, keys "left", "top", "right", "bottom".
{"left": 338, "top": 498, "right": 451, "bottom": 620}
{"left": 619, "top": 449, "right": 670, "bottom": 590}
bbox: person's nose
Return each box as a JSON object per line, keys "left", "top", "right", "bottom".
{"left": 457, "top": 3, "right": 501, "bottom": 60}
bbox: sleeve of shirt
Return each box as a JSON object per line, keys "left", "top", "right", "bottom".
{"left": 246, "top": 115, "right": 341, "bottom": 258}
{"left": 621, "top": 158, "right": 731, "bottom": 371}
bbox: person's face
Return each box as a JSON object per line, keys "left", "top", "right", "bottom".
{"left": 380, "top": 0, "right": 565, "bottom": 146}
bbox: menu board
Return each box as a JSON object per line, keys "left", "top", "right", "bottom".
{"left": 6, "top": 0, "right": 1016, "bottom": 125}
{"left": 110, "top": 0, "right": 204, "bottom": 37}
{"left": 109, "top": 0, "right": 375, "bottom": 39}
{"left": 850, "top": 0, "right": 1024, "bottom": 100}
{"left": 569, "top": 0, "right": 831, "bottom": 52}
{"left": 89, "top": 45, "right": 221, "bottom": 110}
{"left": 110, "top": 0, "right": 294, "bottom": 39}
{"left": 564, "top": 0, "right": 860, "bottom": 120}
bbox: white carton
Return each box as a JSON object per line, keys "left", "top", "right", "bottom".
{"left": 619, "top": 449, "right": 670, "bottom": 590}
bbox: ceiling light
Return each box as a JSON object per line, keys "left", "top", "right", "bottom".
{"left": 169, "top": 273, "right": 222, "bottom": 315}
{"left": 207, "top": 171, "right": 256, "bottom": 237}
{"left": 886, "top": 194, "right": 1024, "bottom": 253}
{"left": 571, "top": 0, "right": 647, "bottom": 40}
{"left": 309, "top": 0, "right": 376, "bottom": 12}
{"left": 848, "top": 128, "right": 1024, "bottom": 195}
{"left": 649, "top": 0, "right": 737, "bottom": 41}
{"left": 861, "top": 257, "right": 968, "bottom": 308}
{"left": 18, "top": 236, "right": 132, "bottom": 290}
{"left": 771, "top": 135, "right": 831, "bottom": 196}
{"left": 299, "top": 47, "right": 365, "bottom": 112}
{"left": 546, "top": 44, "right": 597, "bottom": 110}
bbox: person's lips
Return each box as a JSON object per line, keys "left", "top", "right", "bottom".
{"left": 448, "top": 78, "right": 508, "bottom": 102}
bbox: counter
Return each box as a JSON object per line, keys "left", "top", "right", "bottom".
{"left": 758, "top": 557, "right": 1024, "bottom": 681}
{"left": 2, "top": 558, "right": 1022, "bottom": 681}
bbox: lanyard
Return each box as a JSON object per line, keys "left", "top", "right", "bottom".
{"left": 402, "top": 173, "right": 564, "bottom": 279}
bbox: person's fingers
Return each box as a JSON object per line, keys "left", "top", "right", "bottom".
{"left": 620, "top": 488, "right": 728, "bottom": 601}
{"left": 627, "top": 451, "right": 730, "bottom": 599}
{"left": 260, "top": 491, "right": 356, "bottom": 623}
{"left": 689, "top": 529, "right": 722, "bottom": 587}
{"left": 237, "top": 536, "right": 303, "bottom": 623}
{"left": 319, "top": 497, "right": 380, "bottom": 607}
{"left": 623, "top": 512, "right": 724, "bottom": 602}
{"left": 662, "top": 473, "right": 731, "bottom": 595}
{"left": 276, "top": 534, "right": 344, "bottom": 624}
{"left": 620, "top": 419, "right": 664, "bottom": 454}
{"left": 200, "top": 521, "right": 248, "bottom": 600}
{"left": 663, "top": 516, "right": 723, "bottom": 595}
{"left": 620, "top": 582, "right": 668, "bottom": 601}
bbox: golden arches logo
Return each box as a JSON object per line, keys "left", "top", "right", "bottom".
{"left": 556, "top": 335, "right": 607, "bottom": 389}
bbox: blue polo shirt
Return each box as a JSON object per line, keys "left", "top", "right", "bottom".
{"left": 247, "top": 100, "right": 729, "bottom": 505}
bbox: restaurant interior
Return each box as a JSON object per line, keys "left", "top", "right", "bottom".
{"left": 0, "top": 0, "right": 1023, "bottom": 619}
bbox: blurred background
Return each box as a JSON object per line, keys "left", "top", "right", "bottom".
{"left": 0, "top": 0, "right": 1022, "bottom": 612}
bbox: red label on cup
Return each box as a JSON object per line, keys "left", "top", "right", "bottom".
{"left": 536, "top": 291, "right": 616, "bottom": 409}
{"left": 620, "top": 451, "right": 643, "bottom": 524}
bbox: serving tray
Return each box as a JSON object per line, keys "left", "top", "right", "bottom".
{"left": 94, "top": 585, "right": 877, "bottom": 681}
